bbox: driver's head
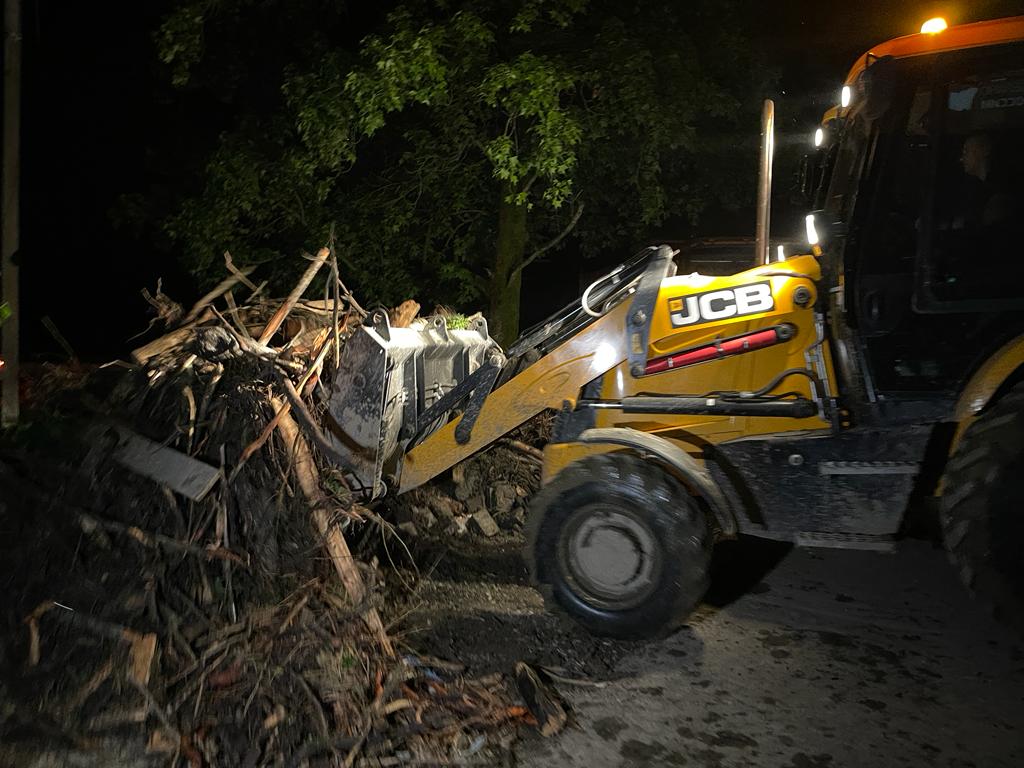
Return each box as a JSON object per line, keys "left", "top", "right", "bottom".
{"left": 961, "top": 133, "right": 993, "bottom": 181}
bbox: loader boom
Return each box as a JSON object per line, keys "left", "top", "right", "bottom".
{"left": 399, "top": 294, "right": 631, "bottom": 493}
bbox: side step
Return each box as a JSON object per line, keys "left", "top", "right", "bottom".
{"left": 794, "top": 531, "right": 896, "bottom": 552}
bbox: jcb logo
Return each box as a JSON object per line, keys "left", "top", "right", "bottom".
{"left": 668, "top": 282, "right": 774, "bottom": 328}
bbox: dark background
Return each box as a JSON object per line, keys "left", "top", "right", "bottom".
{"left": 9, "top": 0, "right": 1024, "bottom": 360}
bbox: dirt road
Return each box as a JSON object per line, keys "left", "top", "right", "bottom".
{"left": 404, "top": 537, "right": 1024, "bottom": 768}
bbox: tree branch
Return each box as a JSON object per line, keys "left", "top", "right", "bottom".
{"left": 519, "top": 170, "right": 540, "bottom": 197}
{"left": 511, "top": 202, "right": 585, "bottom": 281}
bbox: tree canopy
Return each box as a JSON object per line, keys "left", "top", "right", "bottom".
{"left": 156, "top": 0, "right": 768, "bottom": 341}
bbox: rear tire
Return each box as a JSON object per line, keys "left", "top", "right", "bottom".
{"left": 525, "top": 453, "right": 711, "bottom": 639}
{"left": 940, "top": 383, "right": 1024, "bottom": 630}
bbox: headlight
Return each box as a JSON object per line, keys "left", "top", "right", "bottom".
{"left": 805, "top": 214, "right": 820, "bottom": 246}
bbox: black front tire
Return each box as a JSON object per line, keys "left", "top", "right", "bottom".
{"left": 525, "top": 453, "right": 711, "bottom": 639}
{"left": 941, "top": 383, "right": 1024, "bottom": 630}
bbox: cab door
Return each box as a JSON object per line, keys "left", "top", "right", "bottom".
{"left": 847, "top": 44, "right": 1024, "bottom": 401}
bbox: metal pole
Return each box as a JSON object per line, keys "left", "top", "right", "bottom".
{"left": 2, "top": 0, "right": 21, "bottom": 425}
{"left": 754, "top": 99, "right": 775, "bottom": 267}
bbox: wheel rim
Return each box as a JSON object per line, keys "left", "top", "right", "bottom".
{"left": 558, "top": 504, "right": 661, "bottom": 611}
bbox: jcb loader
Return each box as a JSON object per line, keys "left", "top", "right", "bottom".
{"left": 325, "top": 14, "right": 1024, "bottom": 638}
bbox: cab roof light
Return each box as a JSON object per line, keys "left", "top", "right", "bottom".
{"left": 920, "top": 17, "right": 948, "bottom": 34}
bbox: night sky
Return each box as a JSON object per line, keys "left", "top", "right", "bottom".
{"left": 11, "top": 0, "right": 1024, "bottom": 360}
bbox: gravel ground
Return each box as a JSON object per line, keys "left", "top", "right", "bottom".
{"left": 400, "top": 536, "right": 1024, "bottom": 768}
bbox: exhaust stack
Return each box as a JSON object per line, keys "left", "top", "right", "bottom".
{"left": 755, "top": 99, "right": 775, "bottom": 266}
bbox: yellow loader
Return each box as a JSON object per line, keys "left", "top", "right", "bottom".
{"left": 326, "top": 15, "right": 1024, "bottom": 638}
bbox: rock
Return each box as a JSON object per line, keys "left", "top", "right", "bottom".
{"left": 427, "top": 495, "right": 460, "bottom": 522}
{"left": 446, "top": 515, "right": 469, "bottom": 537}
{"left": 491, "top": 482, "right": 517, "bottom": 515}
{"left": 499, "top": 505, "right": 526, "bottom": 531}
{"left": 452, "top": 463, "right": 481, "bottom": 501}
{"left": 465, "top": 494, "right": 485, "bottom": 514}
{"left": 412, "top": 506, "right": 437, "bottom": 530}
{"left": 393, "top": 505, "right": 417, "bottom": 525}
{"left": 469, "top": 509, "right": 500, "bottom": 538}
{"left": 397, "top": 521, "right": 419, "bottom": 539}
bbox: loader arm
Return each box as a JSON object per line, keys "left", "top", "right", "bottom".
{"left": 328, "top": 245, "right": 828, "bottom": 500}
{"left": 398, "top": 298, "right": 632, "bottom": 493}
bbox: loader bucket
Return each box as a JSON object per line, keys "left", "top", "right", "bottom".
{"left": 325, "top": 310, "right": 501, "bottom": 499}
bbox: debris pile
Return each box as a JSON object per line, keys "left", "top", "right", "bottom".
{"left": 0, "top": 248, "right": 559, "bottom": 767}
{"left": 386, "top": 408, "right": 549, "bottom": 545}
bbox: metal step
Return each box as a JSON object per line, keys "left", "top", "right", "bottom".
{"left": 794, "top": 531, "right": 897, "bottom": 551}
{"left": 818, "top": 461, "right": 919, "bottom": 476}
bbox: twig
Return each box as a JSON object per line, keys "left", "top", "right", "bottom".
{"left": 329, "top": 227, "right": 342, "bottom": 370}
{"left": 223, "top": 289, "right": 252, "bottom": 340}
{"left": 343, "top": 662, "right": 413, "bottom": 768}
{"left": 196, "top": 364, "right": 225, "bottom": 434}
{"left": 246, "top": 279, "right": 268, "bottom": 304}
{"left": 23, "top": 600, "right": 56, "bottom": 666}
{"left": 292, "top": 672, "right": 330, "bottom": 738}
{"left": 182, "top": 386, "right": 197, "bottom": 455}
{"left": 217, "top": 446, "right": 237, "bottom": 623}
{"left": 277, "top": 593, "right": 310, "bottom": 636}
{"left": 131, "top": 308, "right": 215, "bottom": 365}
{"left": 79, "top": 513, "right": 248, "bottom": 567}
{"left": 536, "top": 668, "right": 609, "bottom": 689}
{"left": 181, "top": 266, "right": 257, "bottom": 325}
{"left": 230, "top": 331, "right": 339, "bottom": 481}
{"left": 64, "top": 658, "right": 115, "bottom": 713}
{"left": 224, "top": 251, "right": 260, "bottom": 292}
{"left": 499, "top": 438, "right": 544, "bottom": 463}
{"left": 258, "top": 247, "right": 331, "bottom": 345}
{"left": 275, "top": 374, "right": 354, "bottom": 472}
{"left": 130, "top": 677, "right": 180, "bottom": 740}
{"left": 41, "top": 315, "right": 77, "bottom": 361}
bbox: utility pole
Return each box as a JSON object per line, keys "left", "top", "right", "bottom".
{"left": 2, "top": 0, "right": 21, "bottom": 425}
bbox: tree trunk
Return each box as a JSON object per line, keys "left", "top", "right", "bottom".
{"left": 489, "top": 184, "right": 528, "bottom": 346}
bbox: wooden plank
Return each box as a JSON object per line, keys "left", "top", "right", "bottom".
{"left": 111, "top": 428, "right": 220, "bottom": 502}
{"left": 131, "top": 308, "right": 214, "bottom": 365}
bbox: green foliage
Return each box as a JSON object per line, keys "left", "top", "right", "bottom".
{"left": 155, "top": 1, "right": 208, "bottom": 87}
{"left": 155, "top": 0, "right": 767, "bottom": 328}
{"left": 443, "top": 312, "right": 470, "bottom": 330}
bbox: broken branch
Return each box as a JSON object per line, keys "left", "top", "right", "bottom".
{"left": 258, "top": 247, "right": 330, "bottom": 345}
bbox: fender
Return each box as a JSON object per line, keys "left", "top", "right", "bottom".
{"left": 576, "top": 427, "right": 737, "bottom": 537}
{"left": 949, "top": 334, "right": 1024, "bottom": 456}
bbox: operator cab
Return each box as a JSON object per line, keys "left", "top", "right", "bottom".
{"left": 801, "top": 20, "right": 1024, "bottom": 413}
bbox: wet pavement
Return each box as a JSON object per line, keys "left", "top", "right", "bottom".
{"left": 407, "top": 538, "right": 1024, "bottom": 768}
